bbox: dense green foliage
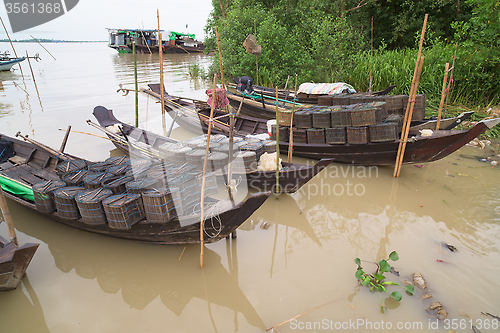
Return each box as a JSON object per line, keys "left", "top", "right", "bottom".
{"left": 204, "top": 0, "right": 499, "bottom": 107}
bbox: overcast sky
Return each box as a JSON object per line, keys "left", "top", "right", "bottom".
{"left": 0, "top": 0, "right": 213, "bottom": 41}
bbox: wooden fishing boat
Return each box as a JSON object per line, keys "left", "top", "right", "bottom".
{"left": 0, "top": 134, "right": 270, "bottom": 244}
{"left": 92, "top": 106, "right": 332, "bottom": 193}
{"left": 226, "top": 90, "right": 474, "bottom": 129}
{"left": 0, "top": 235, "right": 38, "bottom": 291}
{"left": 0, "top": 52, "right": 25, "bottom": 71}
{"left": 192, "top": 108, "right": 500, "bottom": 165}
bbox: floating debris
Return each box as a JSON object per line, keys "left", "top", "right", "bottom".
{"left": 260, "top": 222, "right": 270, "bottom": 230}
{"left": 414, "top": 164, "right": 425, "bottom": 168}
{"left": 429, "top": 302, "right": 442, "bottom": 310}
{"left": 441, "top": 242, "right": 458, "bottom": 252}
{"left": 422, "top": 294, "right": 433, "bottom": 299}
{"left": 413, "top": 272, "right": 427, "bottom": 289}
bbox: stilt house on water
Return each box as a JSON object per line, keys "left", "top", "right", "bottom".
{"left": 107, "top": 29, "right": 205, "bottom": 54}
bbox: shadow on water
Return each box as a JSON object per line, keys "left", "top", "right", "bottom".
{"left": 5, "top": 198, "right": 267, "bottom": 331}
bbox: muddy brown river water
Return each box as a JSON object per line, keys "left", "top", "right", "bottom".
{"left": 1, "top": 42, "right": 499, "bottom": 332}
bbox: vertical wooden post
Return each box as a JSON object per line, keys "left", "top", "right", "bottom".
{"left": 0, "top": 187, "right": 18, "bottom": 246}
{"left": 200, "top": 74, "right": 218, "bottom": 268}
{"left": 435, "top": 63, "right": 450, "bottom": 130}
{"left": 157, "top": 10, "right": 166, "bottom": 136}
{"left": 215, "top": 28, "right": 225, "bottom": 89}
{"left": 288, "top": 74, "right": 298, "bottom": 163}
{"left": 275, "top": 87, "right": 280, "bottom": 198}
{"left": 59, "top": 125, "right": 72, "bottom": 153}
{"left": 369, "top": 17, "right": 373, "bottom": 93}
{"left": 133, "top": 41, "right": 139, "bottom": 127}
{"left": 393, "top": 14, "right": 428, "bottom": 177}
{"left": 442, "top": 43, "right": 458, "bottom": 119}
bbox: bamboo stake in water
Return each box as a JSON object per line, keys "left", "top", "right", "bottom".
{"left": 369, "top": 17, "right": 373, "bottom": 93}
{"left": 133, "top": 41, "right": 139, "bottom": 127}
{"left": 30, "top": 35, "right": 56, "bottom": 60}
{"left": 394, "top": 14, "right": 428, "bottom": 177}
{"left": 275, "top": 86, "right": 280, "bottom": 198}
{"left": 200, "top": 74, "right": 218, "bottom": 268}
{"left": 157, "top": 10, "right": 166, "bottom": 136}
{"left": 394, "top": 56, "right": 425, "bottom": 177}
{"left": 215, "top": 28, "right": 226, "bottom": 89}
{"left": 26, "top": 51, "right": 41, "bottom": 102}
{"left": 435, "top": 63, "right": 450, "bottom": 130}
{"left": 0, "top": 186, "right": 18, "bottom": 246}
{"left": 1, "top": 17, "right": 23, "bottom": 76}
{"left": 442, "top": 42, "right": 458, "bottom": 119}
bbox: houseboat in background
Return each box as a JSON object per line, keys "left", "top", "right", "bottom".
{"left": 107, "top": 29, "right": 205, "bottom": 54}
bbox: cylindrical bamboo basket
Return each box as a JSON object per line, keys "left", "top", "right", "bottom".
{"left": 325, "top": 127, "right": 347, "bottom": 144}
{"left": 55, "top": 159, "right": 87, "bottom": 177}
{"left": 103, "top": 193, "right": 145, "bottom": 229}
{"left": 75, "top": 188, "right": 113, "bottom": 225}
{"left": 347, "top": 127, "right": 369, "bottom": 144}
{"left": 32, "top": 180, "right": 67, "bottom": 213}
{"left": 142, "top": 187, "right": 183, "bottom": 223}
{"left": 54, "top": 186, "right": 84, "bottom": 219}
{"left": 312, "top": 110, "right": 332, "bottom": 128}
{"left": 294, "top": 111, "right": 312, "bottom": 128}
{"left": 307, "top": 128, "right": 326, "bottom": 144}
{"left": 83, "top": 172, "right": 114, "bottom": 190}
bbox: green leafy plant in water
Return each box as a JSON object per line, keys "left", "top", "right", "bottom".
{"left": 354, "top": 251, "right": 415, "bottom": 312}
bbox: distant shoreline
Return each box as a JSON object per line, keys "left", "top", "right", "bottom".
{"left": 0, "top": 39, "right": 106, "bottom": 43}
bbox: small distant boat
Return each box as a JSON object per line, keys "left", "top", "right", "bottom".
{"left": 107, "top": 29, "right": 205, "bottom": 54}
{"left": 0, "top": 51, "right": 25, "bottom": 71}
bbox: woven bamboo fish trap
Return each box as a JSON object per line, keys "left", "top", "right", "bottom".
{"left": 277, "top": 110, "right": 293, "bottom": 127}
{"left": 331, "top": 94, "right": 351, "bottom": 105}
{"left": 318, "top": 95, "right": 334, "bottom": 106}
{"left": 384, "top": 114, "right": 404, "bottom": 134}
{"left": 383, "top": 95, "right": 404, "bottom": 114}
{"left": 75, "top": 188, "right": 113, "bottom": 225}
{"left": 216, "top": 143, "right": 240, "bottom": 159}
{"left": 125, "top": 163, "right": 152, "bottom": 180}
{"left": 102, "top": 175, "right": 134, "bottom": 194}
{"left": 261, "top": 140, "right": 277, "bottom": 153}
{"left": 208, "top": 152, "right": 228, "bottom": 172}
{"left": 62, "top": 169, "right": 94, "bottom": 186}
{"left": 350, "top": 109, "right": 377, "bottom": 127}
{"left": 125, "top": 177, "right": 161, "bottom": 194}
{"left": 33, "top": 180, "right": 67, "bottom": 213}
{"left": 270, "top": 125, "right": 289, "bottom": 142}
{"left": 167, "top": 174, "right": 201, "bottom": 208}
{"left": 185, "top": 149, "right": 207, "bottom": 170}
{"left": 88, "top": 161, "right": 115, "bottom": 173}
{"left": 294, "top": 111, "right": 312, "bottom": 128}
{"left": 195, "top": 171, "right": 219, "bottom": 197}
{"left": 369, "top": 123, "right": 397, "bottom": 142}
{"left": 412, "top": 94, "right": 426, "bottom": 121}
{"left": 103, "top": 193, "right": 145, "bottom": 229}
{"left": 107, "top": 164, "right": 133, "bottom": 176}
{"left": 312, "top": 110, "right": 332, "bottom": 128}
{"left": 83, "top": 172, "right": 114, "bottom": 190}
{"left": 55, "top": 159, "right": 87, "bottom": 176}
{"left": 307, "top": 128, "right": 326, "bottom": 144}
{"left": 292, "top": 128, "right": 308, "bottom": 144}
{"left": 232, "top": 151, "right": 258, "bottom": 173}
{"left": 331, "top": 110, "right": 352, "bottom": 127}
{"left": 142, "top": 187, "right": 183, "bottom": 223}
{"left": 239, "top": 142, "right": 264, "bottom": 159}
{"left": 54, "top": 186, "right": 84, "bottom": 219}
{"left": 104, "top": 156, "right": 130, "bottom": 166}
{"left": 347, "top": 127, "right": 369, "bottom": 144}
{"left": 325, "top": 127, "right": 347, "bottom": 144}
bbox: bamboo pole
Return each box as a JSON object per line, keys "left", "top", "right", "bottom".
{"left": 59, "top": 125, "right": 72, "bottom": 153}
{"left": 369, "top": 17, "right": 373, "bottom": 93}
{"left": 30, "top": 35, "right": 56, "bottom": 60}
{"left": 0, "top": 186, "right": 18, "bottom": 246}
{"left": 393, "top": 14, "right": 428, "bottom": 177}
{"left": 133, "top": 41, "right": 139, "bottom": 127}
{"left": 157, "top": 10, "right": 166, "bottom": 136}
{"left": 215, "top": 28, "right": 225, "bottom": 89}
{"left": 275, "top": 87, "right": 280, "bottom": 198}
{"left": 26, "top": 51, "right": 41, "bottom": 99}
{"left": 200, "top": 74, "right": 218, "bottom": 268}
{"left": 394, "top": 56, "right": 425, "bottom": 177}
{"left": 16, "top": 131, "right": 73, "bottom": 161}
{"left": 1, "top": 17, "right": 23, "bottom": 76}
{"left": 442, "top": 42, "right": 458, "bottom": 119}
{"left": 435, "top": 63, "right": 450, "bottom": 130}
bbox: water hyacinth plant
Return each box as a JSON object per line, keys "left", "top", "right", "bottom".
{"left": 355, "top": 251, "right": 415, "bottom": 312}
